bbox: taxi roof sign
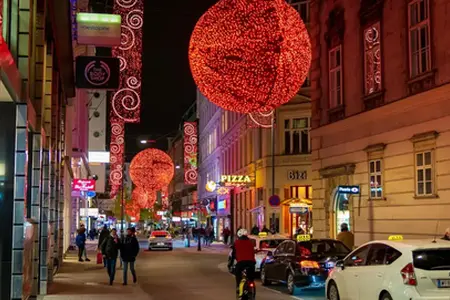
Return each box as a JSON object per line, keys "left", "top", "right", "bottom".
{"left": 388, "top": 235, "right": 403, "bottom": 241}
{"left": 296, "top": 234, "right": 311, "bottom": 242}
{"left": 258, "top": 232, "right": 268, "bottom": 238}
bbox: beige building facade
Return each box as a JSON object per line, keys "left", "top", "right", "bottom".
{"left": 310, "top": 0, "right": 450, "bottom": 246}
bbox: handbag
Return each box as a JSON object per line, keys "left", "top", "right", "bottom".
{"left": 96, "top": 252, "right": 103, "bottom": 264}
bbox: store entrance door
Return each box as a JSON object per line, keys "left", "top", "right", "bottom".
{"left": 331, "top": 188, "right": 352, "bottom": 238}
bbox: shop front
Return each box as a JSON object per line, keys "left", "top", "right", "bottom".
{"left": 329, "top": 185, "right": 359, "bottom": 238}
{"left": 281, "top": 185, "right": 313, "bottom": 237}
{"left": 215, "top": 192, "right": 231, "bottom": 241}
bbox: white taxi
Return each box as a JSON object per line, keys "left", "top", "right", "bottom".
{"left": 326, "top": 235, "right": 450, "bottom": 300}
{"left": 228, "top": 232, "right": 287, "bottom": 272}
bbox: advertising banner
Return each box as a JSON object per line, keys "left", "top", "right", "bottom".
{"left": 75, "top": 56, "right": 119, "bottom": 89}
{"left": 183, "top": 122, "right": 198, "bottom": 185}
{"left": 76, "top": 13, "right": 121, "bottom": 46}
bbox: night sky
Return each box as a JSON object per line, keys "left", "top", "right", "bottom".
{"left": 124, "top": 0, "right": 218, "bottom": 154}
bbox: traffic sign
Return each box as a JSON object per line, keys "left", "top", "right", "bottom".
{"left": 86, "top": 191, "right": 96, "bottom": 198}
{"left": 268, "top": 195, "right": 280, "bottom": 207}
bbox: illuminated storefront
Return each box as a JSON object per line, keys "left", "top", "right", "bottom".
{"left": 281, "top": 185, "right": 313, "bottom": 237}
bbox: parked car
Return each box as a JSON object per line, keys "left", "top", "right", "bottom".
{"left": 228, "top": 233, "right": 287, "bottom": 273}
{"left": 148, "top": 230, "right": 173, "bottom": 251}
{"left": 260, "top": 238, "right": 350, "bottom": 294}
{"left": 326, "top": 236, "right": 450, "bottom": 300}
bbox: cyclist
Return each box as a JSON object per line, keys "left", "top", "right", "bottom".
{"left": 229, "top": 228, "right": 256, "bottom": 297}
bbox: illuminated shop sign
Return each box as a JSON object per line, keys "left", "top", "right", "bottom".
{"left": 287, "top": 170, "right": 307, "bottom": 180}
{"left": 218, "top": 199, "right": 227, "bottom": 210}
{"left": 289, "top": 203, "right": 309, "bottom": 214}
{"left": 72, "top": 179, "right": 96, "bottom": 192}
{"left": 220, "top": 175, "right": 252, "bottom": 186}
{"left": 76, "top": 13, "right": 121, "bottom": 46}
{"left": 205, "top": 180, "right": 216, "bottom": 192}
{"left": 88, "top": 151, "right": 110, "bottom": 163}
{"left": 217, "top": 187, "right": 229, "bottom": 195}
{"left": 338, "top": 185, "right": 360, "bottom": 195}
{"left": 75, "top": 56, "right": 120, "bottom": 89}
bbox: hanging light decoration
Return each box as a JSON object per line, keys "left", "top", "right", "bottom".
{"left": 125, "top": 201, "right": 141, "bottom": 222}
{"left": 131, "top": 187, "right": 157, "bottom": 209}
{"left": 189, "top": 0, "right": 311, "bottom": 114}
{"left": 129, "top": 148, "right": 174, "bottom": 189}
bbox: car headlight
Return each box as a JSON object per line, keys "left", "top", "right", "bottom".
{"left": 326, "top": 261, "right": 336, "bottom": 269}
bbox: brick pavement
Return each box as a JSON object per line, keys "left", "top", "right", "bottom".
{"left": 38, "top": 243, "right": 151, "bottom": 300}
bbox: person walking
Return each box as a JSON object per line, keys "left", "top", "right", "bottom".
{"left": 121, "top": 227, "right": 140, "bottom": 285}
{"left": 100, "top": 228, "right": 121, "bottom": 285}
{"left": 442, "top": 228, "right": 450, "bottom": 241}
{"left": 98, "top": 225, "right": 110, "bottom": 267}
{"left": 222, "top": 227, "right": 230, "bottom": 245}
{"left": 337, "top": 223, "right": 355, "bottom": 250}
{"left": 76, "top": 228, "right": 87, "bottom": 262}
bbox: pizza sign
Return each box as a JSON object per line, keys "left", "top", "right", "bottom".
{"left": 72, "top": 179, "right": 96, "bottom": 192}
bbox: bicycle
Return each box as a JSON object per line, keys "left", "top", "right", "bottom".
{"left": 238, "top": 268, "right": 256, "bottom": 300}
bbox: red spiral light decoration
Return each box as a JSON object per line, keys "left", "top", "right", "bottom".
{"left": 189, "top": 0, "right": 311, "bottom": 113}
{"left": 129, "top": 148, "right": 174, "bottom": 190}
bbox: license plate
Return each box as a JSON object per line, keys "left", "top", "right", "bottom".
{"left": 438, "top": 280, "right": 450, "bottom": 288}
{"left": 157, "top": 243, "right": 164, "bottom": 246}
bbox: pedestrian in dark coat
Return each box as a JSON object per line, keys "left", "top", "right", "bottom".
{"left": 98, "top": 225, "right": 110, "bottom": 267}
{"left": 120, "top": 227, "right": 140, "bottom": 285}
{"left": 100, "top": 228, "right": 121, "bottom": 285}
{"left": 76, "top": 228, "right": 89, "bottom": 262}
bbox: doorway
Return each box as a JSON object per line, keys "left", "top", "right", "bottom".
{"left": 330, "top": 187, "right": 352, "bottom": 238}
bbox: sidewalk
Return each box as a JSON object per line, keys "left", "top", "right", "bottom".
{"left": 38, "top": 245, "right": 151, "bottom": 300}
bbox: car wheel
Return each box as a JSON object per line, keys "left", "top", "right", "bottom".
{"left": 328, "top": 281, "right": 340, "bottom": 300}
{"left": 260, "top": 266, "right": 270, "bottom": 286}
{"left": 169, "top": 247, "right": 173, "bottom": 251}
{"left": 381, "top": 292, "right": 392, "bottom": 300}
{"left": 287, "top": 272, "right": 295, "bottom": 295}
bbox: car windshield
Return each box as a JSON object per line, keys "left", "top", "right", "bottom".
{"left": 413, "top": 248, "right": 450, "bottom": 270}
{"left": 298, "top": 240, "right": 350, "bottom": 255}
{"left": 259, "top": 239, "right": 285, "bottom": 249}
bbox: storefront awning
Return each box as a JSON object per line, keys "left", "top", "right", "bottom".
{"left": 282, "top": 198, "right": 313, "bottom": 206}
{"left": 248, "top": 205, "right": 265, "bottom": 213}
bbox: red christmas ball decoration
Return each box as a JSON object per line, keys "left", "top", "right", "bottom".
{"left": 189, "top": 0, "right": 311, "bottom": 113}
{"left": 129, "top": 148, "right": 175, "bottom": 189}
{"left": 132, "top": 187, "right": 157, "bottom": 209}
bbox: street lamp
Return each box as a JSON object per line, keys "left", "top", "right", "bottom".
{"left": 175, "top": 165, "right": 181, "bottom": 169}
{"left": 140, "top": 139, "right": 156, "bottom": 144}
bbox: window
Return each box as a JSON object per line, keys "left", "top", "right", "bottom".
{"left": 413, "top": 248, "right": 450, "bottom": 271}
{"left": 385, "top": 246, "right": 402, "bottom": 265}
{"left": 285, "top": 241, "right": 296, "bottom": 255}
{"left": 284, "top": 118, "right": 310, "bottom": 154}
{"left": 415, "top": 151, "right": 433, "bottom": 196}
{"left": 288, "top": 0, "right": 309, "bottom": 25}
{"left": 274, "top": 242, "right": 287, "bottom": 256}
{"left": 344, "top": 245, "right": 370, "bottom": 267}
{"left": 329, "top": 46, "right": 343, "bottom": 108}
{"left": 364, "top": 22, "right": 382, "bottom": 95}
{"left": 369, "top": 159, "right": 383, "bottom": 199}
{"left": 366, "top": 243, "right": 387, "bottom": 266}
{"left": 408, "top": 0, "right": 431, "bottom": 77}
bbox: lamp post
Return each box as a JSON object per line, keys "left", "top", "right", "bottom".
{"left": 270, "top": 111, "right": 276, "bottom": 233}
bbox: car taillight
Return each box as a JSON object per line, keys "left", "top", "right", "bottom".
{"left": 150, "top": 236, "right": 155, "bottom": 239}
{"left": 300, "top": 260, "right": 320, "bottom": 269}
{"left": 166, "top": 235, "right": 171, "bottom": 239}
{"left": 401, "top": 263, "right": 417, "bottom": 286}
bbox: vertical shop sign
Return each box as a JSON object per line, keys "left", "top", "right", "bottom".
{"left": 183, "top": 121, "right": 198, "bottom": 185}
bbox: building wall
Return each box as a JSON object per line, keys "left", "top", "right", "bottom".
{"left": 310, "top": 0, "right": 450, "bottom": 245}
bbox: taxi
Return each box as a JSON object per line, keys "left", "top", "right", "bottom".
{"left": 326, "top": 235, "right": 450, "bottom": 300}
{"left": 228, "top": 232, "right": 288, "bottom": 272}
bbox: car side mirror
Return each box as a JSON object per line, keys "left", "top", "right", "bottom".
{"left": 336, "top": 259, "right": 345, "bottom": 270}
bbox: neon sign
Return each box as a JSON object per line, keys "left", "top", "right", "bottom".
{"left": 220, "top": 175, "right": 252, "bottom": 186}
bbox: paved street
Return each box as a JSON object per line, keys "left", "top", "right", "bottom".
{"left": 41, "top": 240, "right": 326, "bottom": 300}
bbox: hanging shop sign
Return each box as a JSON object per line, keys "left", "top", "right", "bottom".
{"left": 287, "top": 170, "right": 307, "bottom": 180}
{"left": 72, "top": 179, "right": 96, "bottom": 192}
{"left": 205, "top": 180, "right": 217, "bottom": 192}
{"left": 338, "top": 185, "right": 360, "bottom": 195}
{"left": 268, "top": 195, "right": 281, "bottom": 207}
{"left": 220, "top": 175, "right": 252, "bottom": 186}
{"left": 289, "top": 203, "right": 309, "bottom": 214}
{"left": 217, "top": 187, "right": 229, "bottom": 195}
{"left": 79, "top": 208, "right": 99, "bottom": 217}
{"left": 76, "top": 13, "right": 121, "bottom": 46}
{"left": 76, "top": 56, "right": 120, "bottom": 89}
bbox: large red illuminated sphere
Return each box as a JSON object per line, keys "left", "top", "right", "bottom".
{"left": 189, "top": 0, "right": 311, "bottom": 113}
{"left": 129, "top": 148, "right": 174, "bottom": 189}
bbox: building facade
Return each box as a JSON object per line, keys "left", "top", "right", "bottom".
{"left": 196, "top": 0, "right": 312, "bottom": 239}
{"left": 310, "top": 0, "right": 450, "bottom": 245}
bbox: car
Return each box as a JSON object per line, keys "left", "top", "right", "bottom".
{"left": 148, "top": 230, "right": 173, "bottom": 251}
{"left": 326, "top": 235, "right": 450, "bottom": 300}
{"left": 260, "top": 237, "right": 350, "bottom": 295}
{"left": 228, "top": 232, "right": 288, "bottom": 272}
